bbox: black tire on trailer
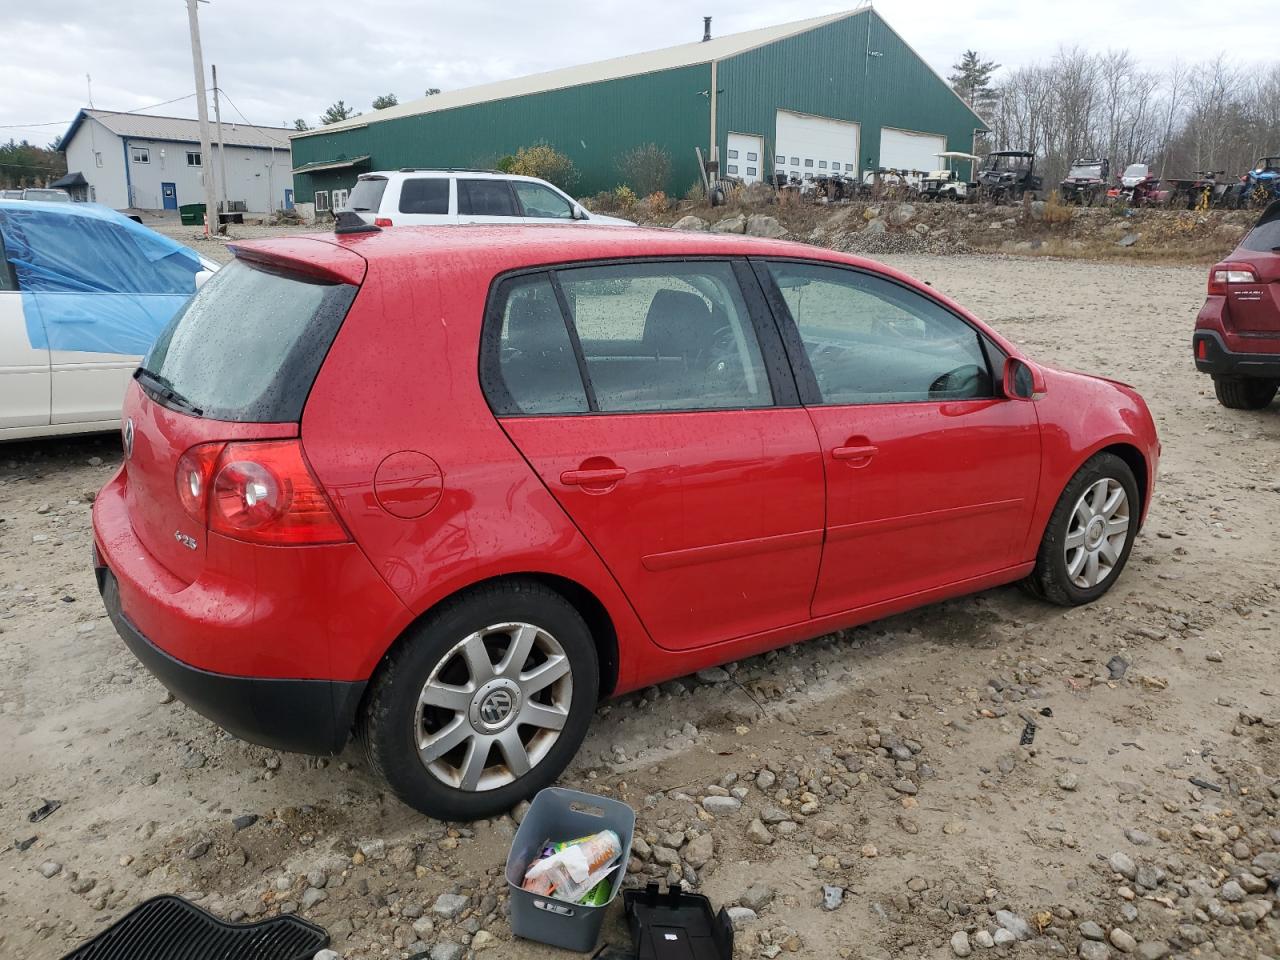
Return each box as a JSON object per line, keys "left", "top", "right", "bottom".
{"left": 1213, "top": 377, "right": 1278, "bottom": 410}
{"left": 359, "top": 579, "right": 599, "bottom": 821}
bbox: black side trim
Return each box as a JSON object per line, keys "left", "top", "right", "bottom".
{"left": 99, "top": 568, "right": 364, "bottom": 756}
{"left": 1193, "top": 329, "right": 1280, "bottom": 379}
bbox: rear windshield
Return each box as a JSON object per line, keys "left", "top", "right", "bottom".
{"left": 1241, "top": 203, "right": 1280, "bottom": 253}
{"left": 347, "top": 177, "right": 388, "bottom": 212}
{"left": 141, "top": 259, "right": 357, "bottom": 422}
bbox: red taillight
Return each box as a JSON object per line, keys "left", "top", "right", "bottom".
{"left": 176, "top": 439, "right": 349, "bottom": 545}
{"left": 1208, "top": 264, "right": 1257, "bottom": 295}
{"left": 374, "top": 217, "right": 393, "bottom": 227}
{"left": 175, "top": 442, "right": 225, "bottom": 522}
{"left": 1196, "top": 339, "right": 1208, "bottom": 360}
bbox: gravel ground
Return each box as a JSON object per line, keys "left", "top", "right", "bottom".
{"left": 3, "top": 252, "right": 1279, "bottom": 960}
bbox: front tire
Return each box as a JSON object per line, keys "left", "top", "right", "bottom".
{"left": 1022, "top": 453, "right": 1140, "bottom": 607}
{"left": 359, "top": 580, "right": 598, "bottom": 820}
{"left": 1213, "top": 376, "right": 1277, "bottom": 410}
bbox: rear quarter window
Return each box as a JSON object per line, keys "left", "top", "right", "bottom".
{"left": 1241, "top": 203, "right": 1280, "bottom": 253}
{"left": 142, "top": 259, "right": 356, "bottom": 422}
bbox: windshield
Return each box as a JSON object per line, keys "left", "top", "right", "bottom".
{"left": 985, "top": 154, "right": 1030, "bottom": 171}
{"left": 1068, "top": 164, "right": 1103, "bottom": 179}
{"left": 1256, "top": 158, "right": 1280, "bottom": 173}
{"left": 1123, "top": 164, "right": 1148, "bottom": 179}
{"left": 142, "top": 259, "right": 357, "bottom": 422}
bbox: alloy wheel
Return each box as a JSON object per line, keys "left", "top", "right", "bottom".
{"left": 1064, "top": 478, "right": 1130, "bottom": 589}
{"left": 413, "top": 622, "right": 572, "bottom": 792}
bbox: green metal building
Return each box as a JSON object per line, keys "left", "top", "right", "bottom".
{"left": 290, "top": 8, "right": 984, "bottom": 208}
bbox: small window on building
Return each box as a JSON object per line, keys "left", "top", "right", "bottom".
{"left": 819, "top": 161, "right": 827, "bottom": 169}
{"left": 845, "top": 163, "right": 854, "bottom": 171}
{"left": 131, "top": 146, "right": 150, "bottom": 164}
{"left": 94, "top": 152, "right": 103, "bottom": 168}
{"left": 186, "top": 151, "right": 201, "bottom": 167}
{"left": 790, "top": 157, "right": 799, "bottom": 166}
{"left": 746, "top": 167, "right": 757, "bottom": 177}
{"left": 833, "top": 160, "right": 841, "bottom": 169}
{"left": 726, "top": 164, "right": 738, "bottom": 175}
{"left": 314, "top": 190, "right": 331, "bottom": 212}
{"left": 775, "top": 155, "right": 785, "bottom": 165}
{"left": 746, "top": 152, "right": 757, "bottom": 162}
{"left": 804, "top": 158, "right": 813, "bottom": 168}
{"left": 727, "top": 149, "right": 738, "bottom": 159}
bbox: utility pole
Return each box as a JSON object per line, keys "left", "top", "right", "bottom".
{"left": 185, "top": 0, "right": 218, "bottom": 236}
{"left": 212, "top": 64, "right": 229, "bottom": 218}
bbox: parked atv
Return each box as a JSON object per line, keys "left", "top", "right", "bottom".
{"left": 1060, "top": 158, "right": 1110, "bottom": 205}
{"left": 920, "top": 151, "right": 979, "bottom": 202}
{"left": 1108, "top": 163, "right": 1168, "bottom": 207}
{"left": 976, "top": 151, "right": 1043, "bottom": 204}
{"left": 1169, "top": 171, "right": 1230, "bottom": 210}
{"left": 1234, "top": 156, "right": 1280, "bottom": 209}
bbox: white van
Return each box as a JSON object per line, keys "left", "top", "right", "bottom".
{"left": 341, "top": 169, "right": 634, "bottom": 228}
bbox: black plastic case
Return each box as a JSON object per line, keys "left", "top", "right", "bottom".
{"left": 623, "top": 883, "right": 734, "bottom": 960}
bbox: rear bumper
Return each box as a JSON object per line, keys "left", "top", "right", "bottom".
{"left": 1193, "top": 329, "right": 1280, "bottom": 379}
{"left": 97, "top": 562, "right": 365, "bottom": 755}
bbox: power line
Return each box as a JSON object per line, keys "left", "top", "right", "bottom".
{"left": 0, "top": 90, "right": 210, "bottom": 132}
{"left": 215, "top": 87, "right": 290, "bottom": 144}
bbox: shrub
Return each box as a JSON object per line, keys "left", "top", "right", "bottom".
{"left": 645, "top": 191, "right": 670, "bottom": 214}
{"left": 581, "top": 190, "right": 618, "bottom": 213}
{"left": 1040, "top": 191, "right": 1074, "bottom": 225}
{"left": 684, "top": 180, "right": 706, "bottom": 203}
{"left": 616, "top": 143, "right": 672, "bottom": 197}
{"left": 507, "top": 143, "right": 579, "bottom": 192}
{"left": 495, "top": 154, "right": 517, "bottom": 173}
{"left": 613, "top": 185, "right": 638, "bottom": 209}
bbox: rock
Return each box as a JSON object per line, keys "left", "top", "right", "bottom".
{"left": 1079, "top": 921, "right": 1105, "bottom": 941}
{"left": 1219, "top": 879, "right": 1245, "bottom": 902}
{"left": 185, "top": 840, "right": 210, "bottom": 860}
{"left": 1029, "top": 200, "right": 1047, "bottom": 221}
{"left": 671, "top": 215, "right": 708, "bottom": 232}
{"left": 1117, "top": 233, "right": 1140, "bottom": 248}
{"left": 992, "top": 929, "right": 1016, "bottom": 947}
{"left": 314, "top": 952, "right": 342, "bottom": 960}
{"left": 951, "top": 930, "right": 972, "bottom": 957}
{"left": 695, "top": 667, "right": 730, "bottom": 684}
{"left": 1057, "top": 772, "right": 1079, "bottom": 791}
{"left": 1109, "top": 929, "right": 1136, "bottom": 953}
{"left": 1106, "top": 656, "right": 1129, "bottom": 679}
{"left": 38, "top": 861, "right": 62, "bottom": 879}
{"left": 1122, "top": 828, "right": 1152, "bottom": 846}
{"left": 1134, "top": 943, "right": 1169, "bottom": 960}
{"left": 755, "top": 769, "right": 776, "bottom": 791}
{"left": 745, "top": 214, "right": 786, "bottom": 239}
{"left": 701, "top": 795, "right": 741, "bottom": 815}
{"left": 746, "top": 819, "right": 773, "bottom": 845}
{"left": 430, "top": 943, "right": 465, "bottom": 960}
{"left": 300, "top": 887, "right": 327, "bottom": 910}
{"left": 711, "top": 214, "right": 746, "bottom": 234}
{"left": 973, "top": 930, "right": 994, "bottom": 948}
{"left": 652, "top": 846, "right": 680, "bottom": 867}
{"left": 891, "top": 779, "right": 918, "bottom": 795}
{"left": 863, "top": 218, "right": 887, "bottom": 234}
{"left": 432, "top": 893, "right": 469, "bottom": 919}
{"left": 995, "top": 910, "right": 1031, "bottom": 941}
{"left": 412, "top": 917, "right": 435, "bottom": 937}
{"left": 726, "top": 906, "right": 757, "bottom": 928}
{"left": 1109, "top": 852, "right": 1137, "bottom": 880}
{"left": 684, "top": 832, "right": 714, "bottom": 868}
{"left": 888, "top": 204, "right": 916, "bottom": 226}
{"left": 821, "top": 885, "right": 844, "bottom": 911}
{"left": 512, "top": 800, "right": 531, "bottom": 824}
{"left": 1079, "top": 942, "right": 1111, "bottom": 960}
{"left": 631, "top": 836, "right": 652, "bottom": 862}
{"left": 232, "top": 814, "right": 258, "bottom": 831}
{"left": 358, "top": 839, "right": 386, "bottom": 861}
{"left": 739, "top": 882, "right": 775, "bottom": 912}
{"left": 760, "top": 806, "right": 789, "bottom": 825}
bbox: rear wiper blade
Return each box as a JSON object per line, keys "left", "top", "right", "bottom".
{"left": 133, "top": 366, "right": 203, "bottom": 416}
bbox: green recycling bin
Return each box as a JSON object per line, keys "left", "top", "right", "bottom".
{"left": 179, "top": 203, "right": 206, "bottom": 226}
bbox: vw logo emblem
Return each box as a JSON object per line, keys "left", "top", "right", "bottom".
{"left": 479, "top": 689, "right": 514, "bottom": 725}
{"left": 122, "top": 418, "right": 135, "bottom": 459}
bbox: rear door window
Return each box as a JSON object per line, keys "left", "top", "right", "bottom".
{"left": 398, "top": 178, "right": 450, "bottom": 215}
{"left": 347, "top": 176, "right": 388, "bottom": 212}
{"left": 458, "top": 179, "right": 519, "bottom": 217}
{"left": 142, "top": 259, "right": 356, "bottom": 422}
{"left": 1240, "top": 204, "right": 1280, "bottom": 253}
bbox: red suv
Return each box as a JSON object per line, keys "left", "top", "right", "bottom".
{"left": 1194, "top": 200, "right": 1280, "bottom": 408}
{"left": 93, "top": 223, "right": 1159, "bottom": 820}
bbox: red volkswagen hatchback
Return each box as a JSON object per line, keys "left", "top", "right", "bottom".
{"left": 93, "top": 223, "right": 1159, "bottom": 819}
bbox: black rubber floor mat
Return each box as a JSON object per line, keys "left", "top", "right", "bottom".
{"left": 62, "top": 895, "right": 329, "bottom": 960}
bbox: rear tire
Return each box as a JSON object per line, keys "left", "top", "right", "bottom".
{"left": 1213, "top": 376, "right": 1277, "bottom": 410}
{"left": 1022, "top": 453, "right": 1140, "bottom": 607}
{"left": 359, "top": 580, "right": 598, "bottom": 821}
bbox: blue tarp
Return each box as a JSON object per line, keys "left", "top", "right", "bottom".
{"left": 0, "top": 200, "right": 203, "bottom": 355}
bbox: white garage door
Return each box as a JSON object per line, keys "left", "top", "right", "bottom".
{"left": 775, "top": 110, "right": 859, "bottom": 182}
{"left": 879, "top": 128, "right": 948, "bottom": 174}
{"left": 725, "top": 132, "right": 765, "bottom": 184}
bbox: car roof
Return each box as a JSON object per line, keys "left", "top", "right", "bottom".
{"left": 360, "top": 169, "right": 548, "bottom": 184}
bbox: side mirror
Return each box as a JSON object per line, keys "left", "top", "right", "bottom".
{"left": 1003, "top": 357, "right": 1045, "bottom": 400}
{"left": 572, "top": 205, "right": 589, "bottom": 221}
{"left": 194, "top": 269, "right": 215, "bottom": 290}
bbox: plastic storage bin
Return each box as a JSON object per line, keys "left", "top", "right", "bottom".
{"left": 506, "top": 787, "right": 636, "bottom": 953}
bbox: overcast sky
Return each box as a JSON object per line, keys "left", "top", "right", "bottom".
{"left": 2, "top": 0, "right": 1274, "bottom": 145}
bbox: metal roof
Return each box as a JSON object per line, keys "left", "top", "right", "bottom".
{"left": 64, "top": 109, "right": 292, "bottom": 151}
{"left": 292, "top": 8, "right": 869, "bottom": 139}
{"left": 290, "top": 155, "right": 371, "bottom": 175}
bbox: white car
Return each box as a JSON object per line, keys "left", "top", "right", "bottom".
{"left": 342, "top": 169, "right": 634, "bottom": 227}
{"left": 1, "top": 199, "right": 214, "bottom": 441}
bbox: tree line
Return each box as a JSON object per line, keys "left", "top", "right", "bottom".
{"left": 0, "top": 138, "right": 66, "bottom": 189}
{"left": 294, "top": 88, "right": 442, "bottom": 131}
{"left": 951, "top": 49, "right": 1280, "bottom": 187}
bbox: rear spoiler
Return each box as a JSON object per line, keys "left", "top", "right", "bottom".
{"left": 229, "top": 237, "right": 367, "bottom": 286}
